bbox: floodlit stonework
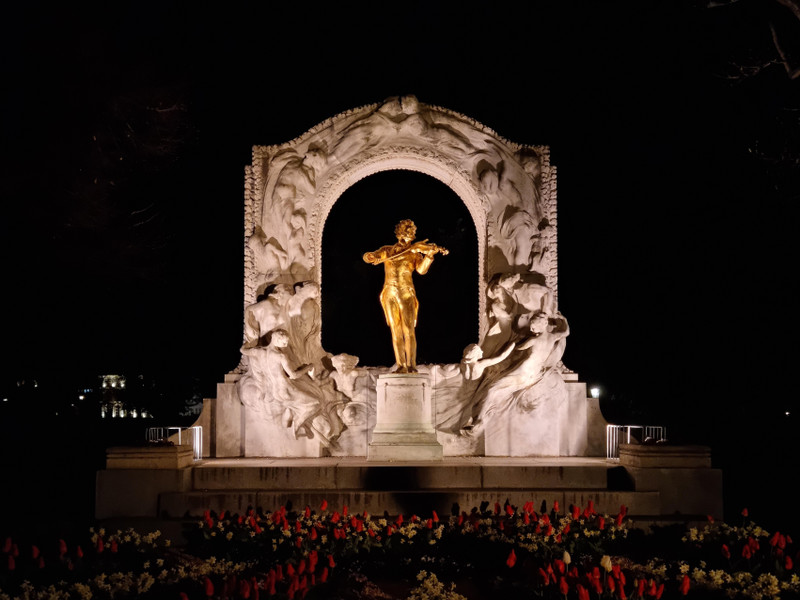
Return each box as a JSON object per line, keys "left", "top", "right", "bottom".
{"left": 201, "top": 95, "right": 606, "bottom": 458}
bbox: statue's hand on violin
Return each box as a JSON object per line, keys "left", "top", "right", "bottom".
{"left": 412, "top": 240, "right": 449, "bottom": 256}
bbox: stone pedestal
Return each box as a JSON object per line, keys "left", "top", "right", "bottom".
{"left": 368, "top": 374, "right": 443, "bottom": 461}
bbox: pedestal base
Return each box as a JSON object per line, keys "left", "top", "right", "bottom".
{"left": 368, "top": 373, "right": 443, "bottom": 461}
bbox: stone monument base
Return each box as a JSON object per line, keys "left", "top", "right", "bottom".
{"left": 368, "top": 373, "right": 443, "bottom": 461}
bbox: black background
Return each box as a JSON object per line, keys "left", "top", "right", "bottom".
{"left": 1, "top": 1, "right": 798, "bottom": 532}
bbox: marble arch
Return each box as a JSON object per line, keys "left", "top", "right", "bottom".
{"left": 243, "top": 95, "right": 558, "bottom": 349}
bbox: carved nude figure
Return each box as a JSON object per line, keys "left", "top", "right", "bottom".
{"left": 363, "top": 219, "right": 448, "bottom": 373}
{"left": 240, "top": 329, "right": 343, "bottom": 446}
{"left": 463, "top": 312, "right": 569, "bottom": 433}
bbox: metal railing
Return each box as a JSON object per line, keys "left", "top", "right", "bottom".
{"left": 146, "top": 426, "right": 203, "bottom": 460}
{"left": 606, "top": 424, "right": 666, "bottom": 460}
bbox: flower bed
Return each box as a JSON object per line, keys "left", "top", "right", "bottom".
{"left": 1, "top": 501, "right": 798, "bottom": 599}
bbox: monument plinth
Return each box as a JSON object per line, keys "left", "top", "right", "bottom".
{"left": 368, "top": 374, "right": 443, "bottom": 460}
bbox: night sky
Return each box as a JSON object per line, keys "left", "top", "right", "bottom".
{"left": 2, "top": 1, "right": 798, "bottom": 449}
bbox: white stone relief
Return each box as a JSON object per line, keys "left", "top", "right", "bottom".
{"left": 220, "top": 95, "right": 605, "bottom": 458}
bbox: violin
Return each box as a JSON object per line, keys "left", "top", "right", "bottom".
{"left": 409, "top": 239, "right": 449, "bottom": 256}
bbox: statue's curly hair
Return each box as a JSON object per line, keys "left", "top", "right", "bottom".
{"left": 394, "top": 219, "right": 417, "bottom": 239}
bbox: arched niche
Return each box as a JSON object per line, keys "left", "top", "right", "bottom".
{"left": 242, "top": 95, "right": 557, "bottom": 365}
{"left": 320, "top": 169, "right": 479, "bottom": 366}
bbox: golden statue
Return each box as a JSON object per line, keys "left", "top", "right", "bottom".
{"left": 363, "top": 219, "right": 448, "bottom": 373}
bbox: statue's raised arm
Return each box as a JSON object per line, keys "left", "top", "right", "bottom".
{"left": 363, "top": 219, "right": 448, "bottom": 373}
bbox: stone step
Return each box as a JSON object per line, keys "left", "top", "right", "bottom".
{"left": 190, "top": 458, "right": 611, "bottom": 491}
{"left": 158, "top": 488, "right": 660, "bottom": 521}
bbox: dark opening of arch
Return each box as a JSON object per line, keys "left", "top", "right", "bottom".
{"left": 321, "top": 170, "right": 478, "bottom": 367}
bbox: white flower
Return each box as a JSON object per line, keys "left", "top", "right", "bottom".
{"left": 563, "top": 551, "right": 571, "bottom": 565}
{"left": 600, "top": 555, "right": 613, "bottom": 572}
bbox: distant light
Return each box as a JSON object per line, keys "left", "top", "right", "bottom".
{"left": 78, "top": 395, "right": 85, "bottom": 400}
{"left": 786, "top": 411, "right": 791, "bottom": 416}
{"left": 2, "top": 398, "right": 7, "bottom": 402}
{"left": 590, "top": 387, "right": 600, "bottom": 399}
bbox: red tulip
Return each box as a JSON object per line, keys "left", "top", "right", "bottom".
{"left": 320, "top": 499, "right": 328, "bottom": 511}
{"left": 553, "top": 501, "right": 559, "bottom": 513}
{"left": 331, "top": 511, "right": 340, "bottom": 524}
{"left": 342, "top": 505, "right": 348, "bottom": 517}
{"left": 426, "top": 518, "right": 433, "bottom": 529}
{"left": 559, "top": 576, "right": 569, "bottom": 595}
{"left": 110, "top": 540, "right": 118, "bottom": 553}
{"left": 770, "top": 531, "right": 781, "bottom": 547}
{"left": 577, "top": 583, "right": 590, "bottom": 600}
{"left": 204, "top": 576, "right": 214, "bottom": 597}
{"left": 523, "top": 512, "right": 530, "bottom": 524}
{"left": 554, "top": 559, "right": 565, "bottom": 574}
{"left": 396, "top": 515, "right": 403, "bottom": 525}
{"left": 679, "top": 574, "right": 690, "bottom": 595}
{"left": 286, "top": 563, "right": 296, "bottom": 577}
{"left": 506, "top": 548, "right": 517, "bottom": 568}
{"left": 58, "top": 539, "right": 67, "bottom": 557}
{"left": 721, "top": 544, "right": 731, "bottom": 559}
{"left": 432, "top": 510, "right": 439, "bottom": 522}
{"left": 786, "top": 556, "right": 794, "bottom": 570}
{"left": 328, "top": 554, "right": 336, "bottom": 568}
{"left": 598, "top": 516, "right": 605, "bottom": 530}
{"left": 637, "top": 579, "right": 646, "bottom": 596}
{"left": 616, "top": 513, "right": 624, "bottom": 527}
{"left": 76, "top": 545, "right": 83, "bottom": 558}
{"left": 656, "top": 583, "right": 665, "bottom": 599}
{"left": 240, "top": 580, "right": 251, "bottom": 599}
{"left": 546, "top": 523, "right": 553, "bottom": 536}
{"left": 494, "top": 502, "right": 501, "bottom": 515}
{"left": 647, "top": 579, "right": 658, "bottom": 596}
{"left": 742, "top": 544, "right": 752, "bottom": 559}
{"left": 7, "top": 555, "right": 15, "bottom": 571}
{"left": 295, "top": 536, "right": 303, "bottom": 548}
{"left": 741, "top": 508, "right": 749, "bottom": 518}
{"left": 506, "top": 504, "right": 514, "bottom": 516}
{"left": 706, "top": 515, "right": 714, "bottom": 523}
{"left": 572, "top": 505, "right": 580, "bottom": 520}
{"left": 298, "top": 559, "right": 306, "bottom": 574}
{"left": 563, "top": 523, "right": 571, "bottom": 534}
{"left": 607, "top": 576, "right": 616, "bottom": 593}
{"left": 538, "top": 567, "right": 549, "bottom": 585}
{"left": 320, "top": 566, "right": 328, "bottom": 582}
{"left": 592, "top": 576, "right": 603, "bottom": 595}
{"left": 310, "top": 527, "right": 317, "bottom": 540}
{"left": 457, "top": 514, "right": 464, "bottom": 526}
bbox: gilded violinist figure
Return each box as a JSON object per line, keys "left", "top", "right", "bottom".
{"left": 363, "top": 219, "right": 448, "bottom": 373}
